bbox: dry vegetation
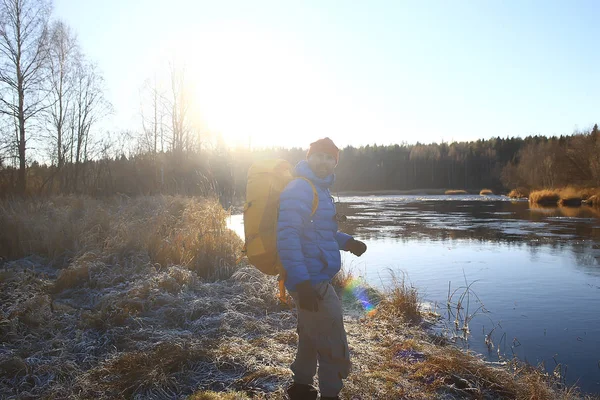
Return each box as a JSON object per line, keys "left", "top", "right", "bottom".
{"left": 529, "top": 190, "right": 562, "bottom": 206}
{"left": 445, "top": 190, "right": 468, "bottom": 195}
{"left": 480, "top": 189, "right": 494, "bottom": 195}
{"left": 528, "top": 187, "right": 600, "bottom": 207}
{"left": 587, "top": 194, "right": 600, "bottom": 207}
{"left": 0, "top": 196, "right": 596, "bottom": 399}
{"left": 0, "top": 195, "right": 241, "bottom": 276}
{"left": 508, "top": 187, "right": 530, "bottom": 199}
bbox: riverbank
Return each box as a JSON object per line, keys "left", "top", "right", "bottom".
{"left": 0, "top": 196, "right": 595, "bottom": 399}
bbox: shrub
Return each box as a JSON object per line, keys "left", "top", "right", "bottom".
{"left": 529, "top": 187, "right": 600, "bottom": 208}
{"left": 508, "top": 188, "right": 529, "bottom": 198}
{"left": 528, "top": 190, "right": 560, "bottom": 206}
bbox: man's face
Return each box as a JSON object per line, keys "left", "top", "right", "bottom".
{"left": 308, "top": 152, "right": 336, "bottom": 179}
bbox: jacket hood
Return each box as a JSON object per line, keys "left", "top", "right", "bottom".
{"left": 294, "top": 160, "right": 335, "bottom": 188}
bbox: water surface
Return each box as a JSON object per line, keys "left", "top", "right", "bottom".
{"left": 229, "top": 194, "right": 600, "bottom": 394}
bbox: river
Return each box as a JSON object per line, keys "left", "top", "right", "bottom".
{"left": 228, "top": 194, "right": 600, "bottom": 394}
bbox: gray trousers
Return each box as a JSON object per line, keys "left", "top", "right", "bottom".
{"left": 289, "top": 282, "right": 352, "bottom": 397}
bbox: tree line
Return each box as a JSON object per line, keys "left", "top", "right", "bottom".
{"left": 1, "top": 1, "right": 598, "bottom": 200}
{"left": 3, "top": 126, "right": 599, "bottom": 202}
{"left": 226, "top": 128, "right": 600, "bottom": 197}
{"left": 501, "top": 125, "right": 600, "bottom": 190}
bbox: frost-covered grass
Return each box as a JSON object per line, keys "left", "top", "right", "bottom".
{"left": 0, "top": 196, "right": 594, "bottom": 399}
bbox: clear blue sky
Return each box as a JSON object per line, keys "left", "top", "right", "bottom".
{"left": 53, "top": 0, "right": 600, "bottom": 148}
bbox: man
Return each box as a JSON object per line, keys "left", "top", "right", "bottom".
{"left": 277, "top": 137, "right": 367, "bottom": 400}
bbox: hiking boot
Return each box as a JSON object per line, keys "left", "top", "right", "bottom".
{"left": 286, "top": 382, "right": 318, "bottom": 400}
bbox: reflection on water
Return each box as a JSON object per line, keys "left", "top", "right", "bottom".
{"left": 339, "top": 196, "right": 600, "bottom": 243}
{"left": 228, "top": 194, "right": 600, "bottom": 394}
{"left": 337, "top": 196, "right": 600, "bottom": 276}
{"left": 334, "top": 195, "right": 600, "bottom": 394}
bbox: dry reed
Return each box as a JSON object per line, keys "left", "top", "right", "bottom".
{"left": 529, "top": 187, "right": 600, "bottom": 208}
{"left": 529, "top": 190, "right": 561, "bottom": 206}
{"left": 0, "top": 195, "right": 241, "bottom": 278}
{"left": 587, "top": 194, "right": 600, "bottom": 208}
{"left": 376, "top": 271, "right": 421, "bottom": 325}
{"left": 508, "top": 188, "right": 529, "bottom": 198}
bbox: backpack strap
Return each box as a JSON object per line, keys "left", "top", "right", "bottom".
{"left": 277, "top": 177, "right": 319, "bottom": 304}
{"left": 296, "top": 177, "right": 319, "bottom": 217}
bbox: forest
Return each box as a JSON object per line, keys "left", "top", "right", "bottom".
{"left": 2, "top": 128, "right": 600, "bottom": 201}
{"left": 1, "top": 0, "right": 599, "bottom": 200}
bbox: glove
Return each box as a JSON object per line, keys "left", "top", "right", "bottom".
{"left": 345, "top": 238, "right": 367, "bottom": 257}
{"left": 295, "top": 280, "right": 319, "bottom": 312}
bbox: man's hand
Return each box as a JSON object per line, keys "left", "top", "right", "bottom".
{"left": 345, "top": 238, "right": 367, "bottom": 256}
{"left": 295, "top": 280, "right": 320, "bottom": 312}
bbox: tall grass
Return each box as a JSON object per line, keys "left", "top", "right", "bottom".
{"left": 529, "top": 190, "right": 561, "bottom": 206}
{"left": 587, "top": 194, "right": 600, "bottom": 208}
{"left": 508, "top": 187, "right": 529, "bottom": 198}
{"left": 529, "top": 187, "right": 600, "bottom": 207}
{"left": 377, "top": 271, "right": 421, "bottom": 325}
{"left": 0, "top": 195, "right": 242, "bottom": 279}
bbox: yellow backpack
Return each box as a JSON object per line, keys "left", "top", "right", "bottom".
{"left": 242, "top": 159, "right": 318, "bottom": 303}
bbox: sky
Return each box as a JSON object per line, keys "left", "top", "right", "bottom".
{"left": 53, "top": 0, "right": 600, "bottom": 149}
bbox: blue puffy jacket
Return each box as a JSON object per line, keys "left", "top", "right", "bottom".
{"left": 277, "top": 160, "right": 353, "bottom": 291}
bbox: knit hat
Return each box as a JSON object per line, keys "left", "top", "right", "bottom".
{"left": 306, "top": 137, "right": 340, "bottom": 164}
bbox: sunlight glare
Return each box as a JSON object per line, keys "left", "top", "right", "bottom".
{"left": 149, "top": 24, "right": 374, "bottom": 149}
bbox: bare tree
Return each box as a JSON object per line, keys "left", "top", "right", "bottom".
{"left": 139, "top": 75, "right": 166, "bottom": 154}
{"left": 0, "top": 124, "right": 13, "bottom": 166}
{"left": 167, "top": 63, "right": 191, "bottom": 155}
{"left": 45, "top": 19, "right": 78, "bottom": 171}
{"left": 565, "top": 129, "right": 599, "bottom": 186}
{"left": 0, "top": 0, "right": 51, "bottom": 194}
{"left": 70, "top": 60, "right": 110, "bottom": 192}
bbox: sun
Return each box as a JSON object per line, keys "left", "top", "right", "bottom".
{"left": 190, "top": 27, "right": 312, "bottom": 149}
{"left": 148, "top": 23, "right": 352, "bottom": 150}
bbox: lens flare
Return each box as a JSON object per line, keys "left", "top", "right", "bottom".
{"left": 342, "top": 277, "right": 378, "bottom": 317}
